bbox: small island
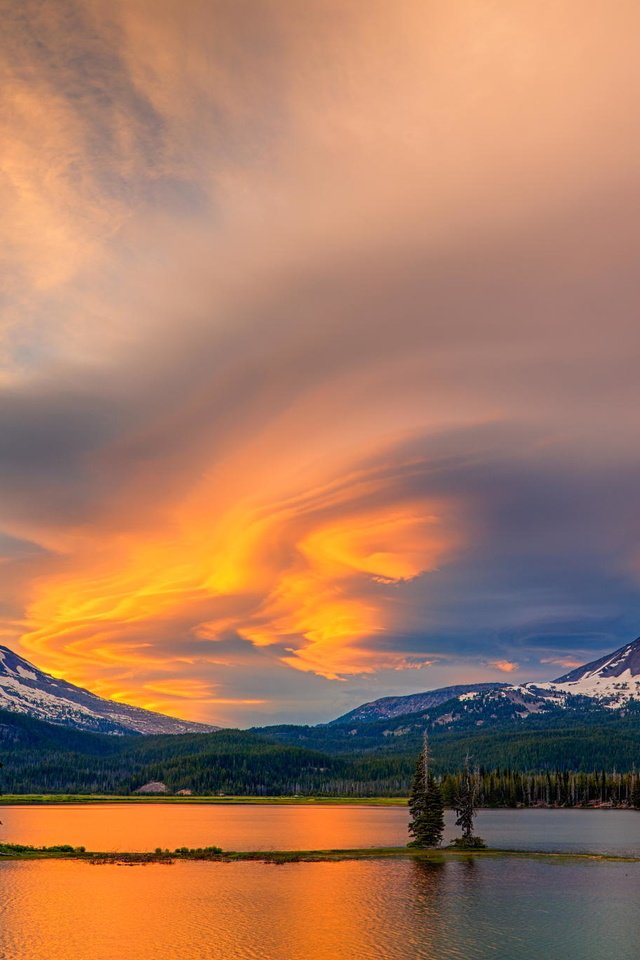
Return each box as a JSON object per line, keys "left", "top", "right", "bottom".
{"left": 1, "top": 841, "right": 639, "bottom": 866}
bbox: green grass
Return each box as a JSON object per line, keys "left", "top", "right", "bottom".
{"left": 0, "top": 794, "right": 408, "bottom": 806}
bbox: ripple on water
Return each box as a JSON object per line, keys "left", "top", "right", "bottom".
{"left": 0, "top": 858, "right": 639, "bottom": 960}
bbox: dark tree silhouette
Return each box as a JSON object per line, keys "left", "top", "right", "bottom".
{"left": 408, "top": 733, "right": 444, "bottom": 847}
{"left": 452, "top": 754, "right": 485, "bottom": 848}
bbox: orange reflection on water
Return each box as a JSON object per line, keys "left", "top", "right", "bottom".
{"left": 0, "top": 858, "right": 449, "bottom": 960}
{"left": 0, "top": 803, "right": 410, "bottom": 853}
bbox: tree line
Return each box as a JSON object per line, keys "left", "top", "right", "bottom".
{"left": 407, "top": 743, "right": 640, "bottom": 850}
{"left": 2, "top": 707, "right": 640, "bottom": 800}
{"left": 440, "top": 768, "right": 640, "bottom": 808}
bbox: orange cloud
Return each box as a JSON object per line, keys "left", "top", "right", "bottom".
{"left": 491, "top": 660, "right": 519, "bottom": 674}
{"left": 540, "top": 657, "right": 583, "bottom": 670}
{"left": 3, "top": 0, "right": 640, "bottom": 725}
{"left": 255, "top": 505, "right": 458, "bottom": 678}
{"left": 19, "top": 452, "right": 463, "bottom": 704}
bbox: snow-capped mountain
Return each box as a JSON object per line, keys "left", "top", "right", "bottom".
{"left": 0, "top": 645, "right": 221, "bottom": 735}
{"left": 331, "top": 636, "right": 640, "bottom": 725}
{"left": 330, "top": 682, "right": 508, "bottom": 725}
{"left": 538, "top": 636, "right": 640, "bottom": 705}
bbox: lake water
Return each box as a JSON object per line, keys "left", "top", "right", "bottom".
{"left": 2, "top": 806, "right": 640, "bottom": 960}
{"left": 1, "top": 857, "right": 639, "bottom": 960}
{"left": 1, "top": 803, "right": 640, "bottom": 855}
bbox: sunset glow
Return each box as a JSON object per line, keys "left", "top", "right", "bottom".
{"left": 3, "top": 0, "right": 640, "bottom": 725}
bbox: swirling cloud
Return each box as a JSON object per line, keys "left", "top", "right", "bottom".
{"left": 2, "top": 1, "right": 640, "bottom": 723}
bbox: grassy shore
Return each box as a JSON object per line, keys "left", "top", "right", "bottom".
{"left": 0, "top": 794, "right": 407, "bottom": 806}
{"left": 1, "top": 842, "right": 639, "bottom": 865}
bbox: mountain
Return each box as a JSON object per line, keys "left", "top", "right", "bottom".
{"left": 259, "top": 638, "right": 640, "bottom": 761}
{"left": 541, "top": 636, "right": 640, "bottom": 703}
{"left": 328, "top": 680, "right": 566, "bottom": 729}
{"left": 0, "top": 645, "right": 221, "bottom": 735}
{"left": 329, "top": 635, "right": 640, "bottom": 727}
{"left": 4, "top": 635, "right": 640, "bottom": 795}
{"left": 4, "top": 633, "right": 640, "bottom": 747}
{"left": 261, "top": 684, "right": 594, "bottom": 753}
{"left": 330, "top": 682, "right": 508, "bottom": 725}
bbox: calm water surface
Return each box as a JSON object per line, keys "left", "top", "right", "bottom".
{"left": 1, "top": 803, "right": 640, "bottom": 854}
{"left": 1, "top": 857, "right": 639, "bottom": 960}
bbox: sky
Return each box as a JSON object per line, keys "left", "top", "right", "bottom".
{"left": 2, "top": 0, "right": 640, "bottom": 726}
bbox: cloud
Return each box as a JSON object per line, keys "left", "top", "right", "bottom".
{"left": 1, "top": 1, "right": 640, "bottom": 722}
{"left": 491, "top": 661, "right": 519, "bottom": 674}
{"left": 540, "top": 657, "right": 584, "bottom": 671}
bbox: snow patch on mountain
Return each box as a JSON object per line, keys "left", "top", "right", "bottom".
{"left": 330, "top": 682, "right": 508, "bottom": 725}
{"left": 534, "top": 636, "right": 640, "bottom": 706}
{"left": 538, "top": 669, "right": 640, "bottom": 706}
{"left": 0, "top": 645, "right": 221, "bottom": 735}
{"left": 331, "top": 635, "right": 640, "bottom": 726}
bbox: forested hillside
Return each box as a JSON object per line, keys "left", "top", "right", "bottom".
{"left": 256, "top": 697, "right": 640, "bottom": 762}
{"left": 3, "top": 705, "right": 640, "bottom": 797}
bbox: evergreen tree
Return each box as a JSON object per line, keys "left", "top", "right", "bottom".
{"left": 452, "top": 754, "right": 485, "bottom": 848}
{"left": 631, "top": 776, "right": 640, "bottom": 810}
{"left": 408, "top": 733, "right": 445, "bottom": 847}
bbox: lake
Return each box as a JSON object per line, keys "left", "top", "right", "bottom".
{"left": 1, "top": 857, "right": 639, "bottom": 960}
{"left": 2, "top": 805, "right": 640, "bottom": 959}
{"left": 1, "top": 803, "right": 640, "bottom": 855}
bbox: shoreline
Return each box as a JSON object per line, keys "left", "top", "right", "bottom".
{"left": 1, "top": 794, "right": 637, "bottom": 809}
{"left": 1, "top": 842, "right": 639, "bottom": 865}
{"left": 0, "top": 794, "right": 407, "bottom": 806}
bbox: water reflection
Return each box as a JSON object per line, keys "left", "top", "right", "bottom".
{"left": 2, "top": 804, "right": 640, "bottom": 855}
{"left": 0, "top": 803, "right": 410, "bottom": 852}
{"left": 405, "top": 860, "right": 448, "bottom": 958}
{"left": 409, "top": 857, "right": 447, "bottom": 904}
{"left": 1, "top": 858, "right": 640, "bottom": 960}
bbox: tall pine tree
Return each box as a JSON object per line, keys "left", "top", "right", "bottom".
{"left": 452, "top": 754, "right": 485, "bottom": 848}
{"left": 408, "top": 732, "right": 445, "bottom": 847}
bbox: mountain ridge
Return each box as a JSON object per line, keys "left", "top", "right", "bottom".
{"left": 329, "top": 682, "right": 509, "bottom": 725}
{"left": 4, "top": 635, "right": 640, "bottom": 794}
{"left": 330, "top": 636, "right": 640, "bottom": 725}
{"left": 541, "top": 636, "right": 640, "bottom": 703}
{"left": 3, "top": 634, "right": 640, "bottom": 739}
{"left": 0, "top": 645, "right": 221, "bottom": 736}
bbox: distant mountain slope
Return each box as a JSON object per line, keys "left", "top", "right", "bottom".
{"left": 541, "top": 636, "right": 640, "bottom": 703}
{"left": 260, "top": 686, "right": 622, "bottom": 757}
{"left": 0, "top": 645, "right": 221, "bottom": 735}
{"left": 330, "top": 683, "right": 508, "bottom": 725}
{"left": 329, "top": 635, "right": 640, "bottom": 727}
{"left": 4, "top": 632, "right": 640, "bottom": 749}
